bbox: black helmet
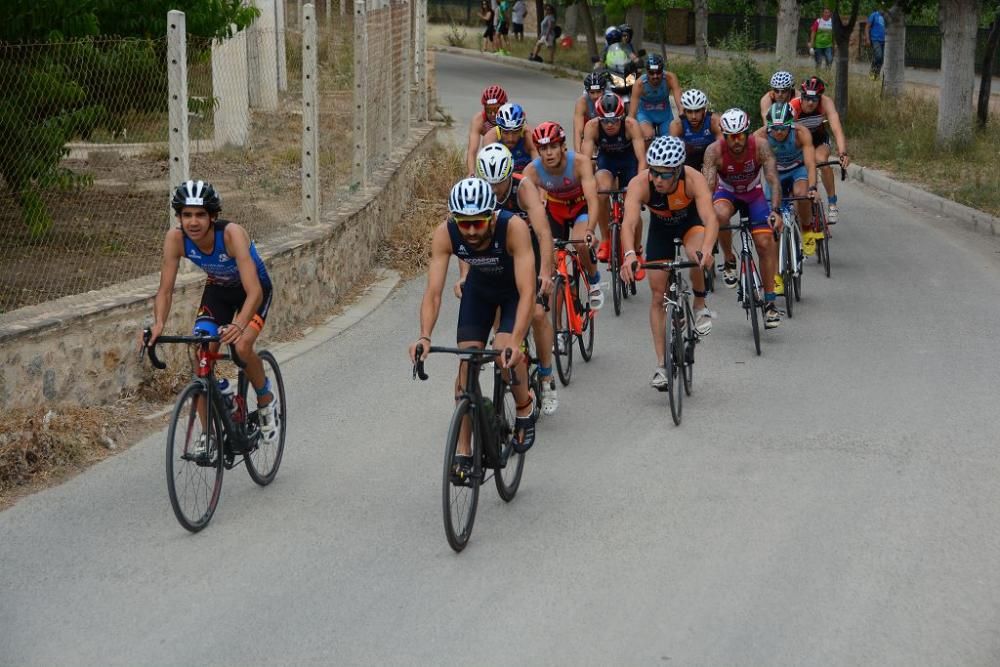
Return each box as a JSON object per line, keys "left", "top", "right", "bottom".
{"left": 171, "top": 180, "right": 222, "bottom": 214}
{"left": 646, "top": 53, "right": 665, "bottom": 72}
{"left": 618, "top": 23, "right": 633, "bottom": 41}
{"left": 584, "top": 71, "right": 605, "bottom": 92}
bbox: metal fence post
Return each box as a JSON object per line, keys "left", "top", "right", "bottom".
{"left": 414, "top": 0, "right": 427, "bottom": 121}
{"left": 382, "top": 0, "right": 393, "bottom": 162}
{"left": 167, "top": 10, "right": 189, "bottom": 212}
{"left": 302, "top": 4, "right": 321, "bottom": 223}
{"left": 401, "top": 0, "right": 412, "bottom": 134}
{"left": 276, "top": 0, "right": 288, "bottom": 91}
{"left": 353, "top": 0, "right": 369, "bottom": 188}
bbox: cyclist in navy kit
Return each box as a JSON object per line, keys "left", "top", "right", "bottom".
{"left": 150, "top": 180, "right": 279, "bottom": 442}
{"left": 669, "top": 89, "right": 722, "bottom": 171}
{"left": 409, "top": 178, "right": 539, "bottom": 455}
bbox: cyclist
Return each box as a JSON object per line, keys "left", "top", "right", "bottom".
{"left": 573, "top": 71, "right": 607, "bottom": 153}
{"left": 753, "top": 102, "right": 819, "bottom": 260}
{"left": 629, "top": 53, "right": 682, "bottom": 144}
{"left": 702, "top": 108, "right": 784, "bottom": 329}
{"left": 475, "top": 143, "right": 560, "bottom": 416}
{"left": 150, "top": 180, "right": 278, "bottom": 443}
{"left": 669, "top": 88, "right": 722, "bottom": 171}
{"left": 466, "top": 84, "right": 509, "bottom": 176}
{"left": 581, "top": 92, "right": 646, "bottom": 264}
{"left": 758, "top": 70, "right": 795, "bottom": 127}
{"left": 522, "top": 120, "right": 605, "bottom": 309}
{"left": 409, "top": 178, "right": 538, "bottom": 457}
{"left": 619, "top": 137, "right": 718, "bottom": 389}
{"left": 483, "top": 103, "right": 538, "bottom": 174}
{"left": 789, "top": 76, "right": 850, "bottom": 223}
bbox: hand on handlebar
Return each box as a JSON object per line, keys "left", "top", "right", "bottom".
{"left": 768, "top": 211, "right": 783, "bottom": 234}
{"left": 621, "top": 258, "right": 637, "bottom": 284}
{"left": 501, "top": 346, "right": 522, "bottom": 370}
{"left": 808, "top": 186, "right": 818, "bottom": 201}
{"left": 697, "top": 249, "right": 713, "bottom": 270}
{"left": 409, "top": 339, "right": 430, "bottom": 364}
{"left": 453, "top": 279, "right": 465, "bottom": 299}
{"left": 538, "top": 272, "right": 554, "bottom": 297}
{"left": 839, "top": 153, "right": 850, "bottom": 169}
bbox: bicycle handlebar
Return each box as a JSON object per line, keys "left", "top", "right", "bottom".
{"left": 141, "top": 328, "right": 245, "bottom": 370}
{"left": 630, "top": 250, "right": 702, "bottom": 274}
{"left": 413, "top": 345, "right": 510, "bottom": 381}
{"left": 597, "top": 188, "right": 627, "bottom": 196}
{"left": 816, "top": 159, "right": 847, "bottom": 181}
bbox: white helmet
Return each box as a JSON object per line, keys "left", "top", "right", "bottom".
{"left": 719, "top": 108, "right": 750, "bottom": 135}
{"left": 680, "top": 89, "right": 708, "bottom": 111}
{"left": 449, "top": 178, "right": 497, "bottom": 216}
{"left": 769, "top": 70, "right": 794, "bottom": 90}
{"left": 476, "top": 144, "right": 514, "bottom": 185}
{"left": 646, "top": 136, "right": 686, "bottom": 168}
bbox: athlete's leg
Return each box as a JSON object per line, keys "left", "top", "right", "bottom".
{"left": 647, "top": 268, "right": 669, "bottom": 366}
{"left": 713, "top": 196, "right": 737, "bottom": 264}
{"left": 683, "top": 228, "right": 709, "bottom": 311}
{"left": 816, "top": 142, "right": 835, "bottom": 202}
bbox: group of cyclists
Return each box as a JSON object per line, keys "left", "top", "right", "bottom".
{"left": 414, "top": 41, "right": 851, "bottom": 467}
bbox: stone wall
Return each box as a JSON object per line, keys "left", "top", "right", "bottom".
{"left": 0, "top": 125, "right": 438, "bottom": 410}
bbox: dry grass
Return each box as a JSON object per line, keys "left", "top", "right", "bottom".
{"left": 377, "top": 143, "right": 465, "bottom": 278}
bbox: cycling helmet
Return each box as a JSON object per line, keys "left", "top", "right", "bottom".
{"left": 618, "top": 23, "right": 633, "bottom": 41}
{"left": 719, "top": 108, "right": 750, "bottom": 135}
{"left": 481, "top": 84, "right": 508, "bottom": 108}
{"left": 766, "top": 102, "right": 794, "bottom": 128}
{"left": 171, "top": 180, "right": 221, "bottom": 214}
{"left": 604, "top": 26, "right": 622, "bottom": 45}
{"left": 584, "top": 71, "right": 606, "bottom": 92}
{"left": 646, "top": 136, "right": 686, "bottom": 168}
{"left": 769, "top": 70, "right": 794, "bottom": 91}
{"left": 475, "top": 144, "right": 514, "bottom": 185}
{"left": 449, "top": 177, "right": 497, "bottom": 216}
{"left": 532, "top": 120, "right": 566, "bottom": 146}
{"left": 680, "top": 89, "right": 708, "bottom": 111}
{"left": 800, "top": 76, "right": 826, "bottom": 98}
{"left": 596, "top": 92, "right": 625, "bottom": 119}
{"left": 646, "top": 53, "right": 665, "bottom": 72}
{"left": 495, "top": 103, "right": 526, "bottom": 131}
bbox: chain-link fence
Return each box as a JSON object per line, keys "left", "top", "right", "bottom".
{"left": 0, "top": 0, "right": 431, "bottom": 316}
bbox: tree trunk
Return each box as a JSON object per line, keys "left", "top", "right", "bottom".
{"left": 564, "top": 3, "right": 579, "bottom": 40}
{"left": 775, "top": 0, "right": 800, "bottom": 64}
{"left": 578, "top": 0, "right": 599, "bottom": 61}
{"left": 833, "top": 3, "right": 860, "bottom": 117}
{"left": 936, "top": 0, "right": 979, "bottom": 148}
{"left": 754, "top": 0, "right": 769, "bottom": 47}
{"left": 882, "top": 1, "right": 907, "bottom": 97}
{"left": 535, "top": 0, "right": 544, "bottom": 35}
{"left": 693, "top": 0, "right": 709, "bottom": 61}
{"left": 977, "top": 13, "right": 1000, "bottom": 127}
{"left": 626, "top": 5, "right": 645, "bottom": 51}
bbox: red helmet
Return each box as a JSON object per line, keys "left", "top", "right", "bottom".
{"left": 481, "top": 85, "right": 508, "bottom": 108}
{"left": 596, "top": 92, "right": 625, "bottom": 119}
{"left": 800, "top": 76, "right": 826, "bottom": 98}
{"left": 532, "top": 121, "right": 566, "bottom": 146}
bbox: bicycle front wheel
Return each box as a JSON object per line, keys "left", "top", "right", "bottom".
{"left": 244, "top": 351, "right": 287, "bottom": 486}
{"left": 665, "top": 304, "right": 683, "bottom": 425}
{"left": 552, "top": 275, "right": 573, "bottom": 386}
{"left": 166, "top": 382, "right": 224, "bottom": 532}
{"left": 745, "top": 258, "right": 761, "bottom": 356}
{"left": 610, "top": 224, "right": 623, "bottom": 316}
{"left": 494, "top": 371, "right": 524, "bottom": 502}
{"left": 782, "top": 230, "right": 794, "bottom": 319}
{"left": 442, "top": 398, "right": 481, "bottom": 552}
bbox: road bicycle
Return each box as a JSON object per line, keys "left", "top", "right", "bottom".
{"left": 413, "top": 345, "right": 526, "bottom": 552}
{"left": 636, "top": 239, "right": 702, "bottom": 425}
{"left": 778, "top": 195, "right": 809, "bottom": 317}
{"left": 551, "top": 238, "right": 597, "bottom": 386}
{"left": 813, "top": 159, "right": 847, "bottom": 278}
{"left": 719, "top": 213, "right": 768, "bottom": 356}
{"left": 141, "top": 329, "right": 287, "bottom": 532}
{"left": 599, "top": 187, "right": 636, "bottom": 316}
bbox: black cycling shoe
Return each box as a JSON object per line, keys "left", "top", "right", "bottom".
{"left": 450, "top": 455, "right": 474, "bottom": 486}
{"left": 511, "top": 415, "right": 536, "bottom": 454}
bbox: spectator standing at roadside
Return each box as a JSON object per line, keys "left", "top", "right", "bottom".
{"left": 480, "top": 0, "right": 495, "bottom": 53}
{"left": 865, "top": 7, "right": 886, "bottom": 79}
{"left": 495, "top": 0, "right": 511, "bottom": 54}
{"left": 511, "top": 0, "right": 527, "bottom": 42}
{"left": 808, "top": 7, "right": 834, "bottom": 69}
{"left": 529, "top": 4, "right": 556, "bottom": 63}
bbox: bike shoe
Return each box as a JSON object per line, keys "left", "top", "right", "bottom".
{"left": 828, "top": 204, "right": 839, "bottom": 224}
{"left": 597, "top": 239, "right": 611, "bottom": 262}
{"left": 541, "top": 380, "right": 559, "bottom": 416}
{"left": 764, "top": 303, "right": 781, "bottom": 329}
{"left": 511, "top": 415, "right": 537, "bottom": 454}
{"left": 650, "top": 366, "right": 669, "bottom": 391}
{"left": 450, "top": 455, "right": 475, "bottom": 486}
{"left": 722, "top": 260, "right": 738, "bottom": 288}
{"left": 694, "top": 307, "right": 714, "bottom": 335}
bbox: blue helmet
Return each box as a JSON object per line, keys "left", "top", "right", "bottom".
{"left": 495, "top": 103, "right": 526, "bottom": 131}
{"left": 604, "top": 26, "right": 622, "bottom": 45}
{"left": 646, "top": 53, "right": 665, "bottom": 72}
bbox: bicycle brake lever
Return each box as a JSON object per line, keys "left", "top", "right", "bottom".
{"left": 413, "top": 344, "right": 429, "bottom": 381}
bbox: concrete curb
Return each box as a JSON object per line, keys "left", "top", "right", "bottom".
{"left": 435, "top": 45, "right": 1000, "bottom": 237}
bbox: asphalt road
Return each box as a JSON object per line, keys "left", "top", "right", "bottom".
{"left": 3, "top": 51, "right": 1000, "bottom": 666}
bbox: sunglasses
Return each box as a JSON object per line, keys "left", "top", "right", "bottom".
{"left": 767, "top": 124, "right": 792, "bottom": 133}
{"left": 453, "top": 215, "right": 491, "bottom": 230}
{"left": 650, "top": 168, "right": 680, "bottom": 180}
{"left": 599, "top": 116, "right": 623, "bottom": 125}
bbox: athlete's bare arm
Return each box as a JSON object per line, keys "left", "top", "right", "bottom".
{"left": 619, "top": 171, "right": 649, "bottom": 281}
{"left": 685, "top": 167, "right": 719, "bottom": 262}
{"left": 666, "top": 71, "right": 683, "bottom": 116}
{"left": 505, "top": 216, "right": 537, "bottom": 346}
{"left": 412, "top": 223, "right": 452, "bottom": 361}
{"left": 580, "top": 118, "right": 599, "bottom": 159}
{"left": 701, "top": 141, "right": 721, "bottom": 192}
{"left": 151, "top": 229, "right": 184, "bottom": 343}
{"left": 668, "top": 117, "right": 683, "bottom": 137}
{"left": 797, "top": 125, "right": 817, "bottom": 189}
{"left": 822, "top": 94, "right": 849, "bottom": 164}
{"left": 573, "top": 96, "right": 589, "bottom": 153}
{"left": 628, "top": 79, "right": 643, "bottom": 120}
{"left": 517, "top": 178, "right": 554, "bottom": 291}
{"left": 759, "top": 91, "right": 773, "bottom": 126}
{"left": 577, "top": 152, "right": 602, "bottom": 235}
{"left": 756, "top": 139, "right": 782, "bottom": 213}
{"left": 626, "top": 117, "right": 648, "bottom": 170}
{"left": 225, "top": 224, "right": 264, "bottom": 341}
{"left": 710, "top": 114, "right": 724, "bottom": 141}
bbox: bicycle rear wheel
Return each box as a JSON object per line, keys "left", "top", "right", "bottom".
{"left": 442, "top": 398, "right": 481, "bottom": 552}
{"left": 493, "top": 371, "right": 524, "bottom": 502}
{"left": 166, "top": 382, "right": 224, "bottom": 533}
{"left": 552, "top": 275, "right": 573, "bottom": 386}
{"left": 665, "top": 303, "right": 683, "bottom": 425}
{"left": 610, "top": 224, "right": 623, "bottom": 316}
{"left": 244, "top": 350, "right": 287, "bottom": 486}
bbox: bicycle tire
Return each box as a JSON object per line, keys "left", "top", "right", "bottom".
{"left": 782, "top": 230, "right": 794, "bottom": 319}
{"left": 552, "top": 275, "right": 573, "bottom": 386}
{"left": 745, "top": 257, "right": 762, "bottom": 356}
{"left": 442, "top": 397, "right": 481, "bottom": 552}
{"left": 682, "top": 297, "right": 695, "bottom": 396}
{"left": 821, "top": 235, "right": 831, "bottom": 278}
{"left": 166, "top": 381, "right": 224, "bottom": 533}
{"left": 610, "top": 224, "right": 623, "bottom": 316}
{"left": 792, "top": 224, "right": 803, "bottom": 302}
{"left": 665, "top": 303, "right": 683, "bottom": 425}
{"left": 244, "top": 350, "right": 287, "bottom": 486}
{"left": 573, "top": 262, "right": 596, "bottom": 362}
{"left": 493, "top": 370, "right": 524, "bottom": 502}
